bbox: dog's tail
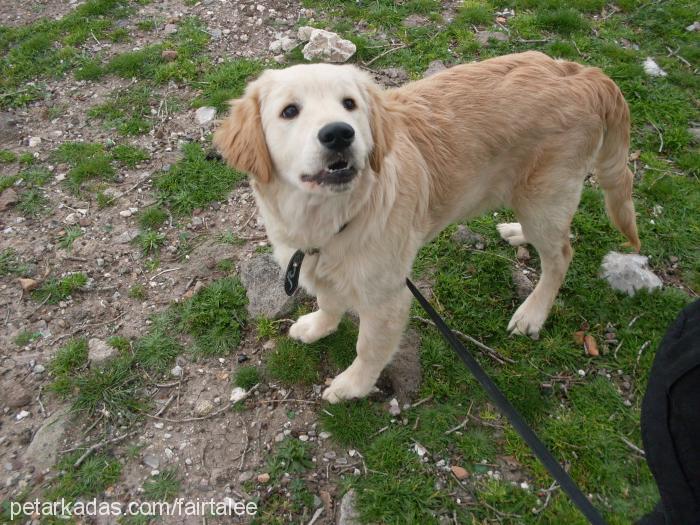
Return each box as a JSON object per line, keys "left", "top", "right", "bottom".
{"left": 594, "top": 76, "right": 641, "bottom": 252}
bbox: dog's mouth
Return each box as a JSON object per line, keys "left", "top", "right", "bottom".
{"left": 301, "top": 157, "right": 357, "bottom": 186}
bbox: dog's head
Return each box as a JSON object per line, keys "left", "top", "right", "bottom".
{"left": 213, "top": 64, "right": 393, "bottom": 194}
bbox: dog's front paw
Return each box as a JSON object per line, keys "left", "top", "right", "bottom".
{"left": 497, "top": 222, "right": 527, "bottom": 246}
{"left": 322, "top": 365, "right": 375, "bottom": 404}
{"left": 289, "top": 311, "right": 339, "bottom": 344}
{"left": 507, "top": 297, "right": 547, "bottom": 340}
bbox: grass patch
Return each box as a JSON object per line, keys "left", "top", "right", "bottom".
{"left": 58, "top": 226, "right": 83, "bottom": 251}
{"left": 177, "top": 276, "right": 248, "bottom": 355}
{"left": 192, "top": 59, "right": 264, "bottom": 113}
{"left": 153, "top": 142, "right": 245, "bottom": 215}
{"left": 0, "top": 0, "right": 131, "bottom": 108}
{"left": 0, "top": 150, "right": 17, "bottom": 163}
{"left": 135, "top": 229, "right": 166, "bottom": 256}
{"left": 128, "top": 283, "right": 147, "bottom": 300}
{"left": 0, "top": 248, "right": 30, "bottom": 276}
{"left": 45, "top": 452, "right": 121, "bottom": 501}
{"left": 234, "top": 366, "right": 261, "bottom": 390}
{"left": 143, "top": 469, "right": 181, "bottom": 501}
{"left": 88, "top": 86, "right": 156, "bottom": 136}
{"left": 32, "top": 273, "right": 88, "bottom": 304}
{"left": 14, "top": 330, "right": 41, "bottom": 347}
{"left": 138, "top": 207, "right": 168, "bottom": 230}
{"left": 111, "top": 144, "right": 150, "bottom": 167}
{"left": 53, "top": 142, "right": 116, "bottom": 194}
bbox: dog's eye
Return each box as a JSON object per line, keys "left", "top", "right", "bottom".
{"left": 342, "top": 98, "right": 356, "bottom": 111}
{"left": 281, "top": 104, "right": 299, "bottom": 119}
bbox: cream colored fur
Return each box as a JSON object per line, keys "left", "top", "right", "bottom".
{"left": 214, "top": 51, "right": 640, "bottom": 403}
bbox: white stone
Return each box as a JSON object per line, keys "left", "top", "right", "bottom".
{"left": 64, "top": 213, "right": 79, "bottom": 225}
{"left": 230, "top": 387, "right": 248, "bottom": 403}
{"left": 388, "top": 398, "right": 401, "bottom": 416}
{"left": 195, "top": 106, "right": 217, "bottom": 125}
{"left": 171, "top": 365, "right": 183, "bottom": 377}
{"left": 643, "top": 57, "right": 667, "bottom": 77}
{"left": 16, "top": 410, "right": 30, "bottom": 421}
{"left": 301, "top": 28, "right": 356, "bottom": 63}
{"left": 600, "top": 251, "right": 663, "bottom": 296}
{"left": 88, "top": 338, "right": 117, "bottom": 365}
{"left": 28, "top": 137, "right": 42, "bottom": 147}
{"left": 119, "top": 209, "right": 133, "bottom": 218}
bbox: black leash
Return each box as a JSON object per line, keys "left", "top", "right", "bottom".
{"left": 405, "top": 278, "right": 607, "bottom": 525}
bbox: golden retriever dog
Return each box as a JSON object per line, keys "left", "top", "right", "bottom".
{"left": 214, "top": 51, "right": 640, "bottom": 403}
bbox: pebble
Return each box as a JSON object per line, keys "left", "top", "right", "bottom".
{"left": 319, "top": 431, "right": 331, "bottom": 440}
{"left": 33, "top": 364, "right": 45, "bottom": 374}
{"left": 171, "top": 365, "right": 183, "bottom": 377}
{"left": 230, "top": 387, "right": 248, "bottom": 403}
{"left": 28, "top": 137, "right": 42, "bottom": 147}
{"left": 194, "top": 399, "right": 214, "bottom": 416}
{"left": 119, "top": 210, "right": 133, "bottom": 218}
{"left": 238, "top": 470, "right": 253, "bottom": 482}
{"left": 257, "top": 472, "right": 270, "bottom": 483}
{"left": 143, "top": 454, "right": 160, "bottom": 469}
{"left": 15, "top": 410, "right": 30, "bottom": 421}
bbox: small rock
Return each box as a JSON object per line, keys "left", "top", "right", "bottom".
{"left": 28, "top": 136, "right": 42, "bottom": 147}
{"left": 33, "top": 364, "right": 45, "bottom": 374}
{"left": 163, "top": 23, "right": 178, "bottom": 35}
{"left": 143, "top": 454, "right": 160, "bottom": 470}
{"left": 0, "top": 188, "right": 19, "bottom": 212}
{"left": 413, "top": 442, "right": 428, "bottom": 457}
{"left": 301, "top": 28, "right": 356, "bottom": 63}
{"left": 475, "top": 31, "right": 509, "bottom": 46}
{"left": 388, "top": 398, "right": 401, "bottom": 416}
{"left": 161, "top": 49, "right": 178, "bottom": 61}
{"left": 230, "top": 387, "right": 248, "bottom": 403}
{"left": 451, "top": 465, "right": 469, "bottom": 480}
{"left": 403, "top": 14, "right": 428, "bottom": 27}
{"left": 23, "top": 409, "right": 70, "bottom": 471}
{"left": 6, "top": 386, "right": 32, "bottom": 408}
{"left": 516, "top": 246, "right": 530, "bottom": 261}
{"left": 210, "top": 28, "right": 222, "bottom": 39}
{"left": 511, "top": 269, "right": 534, "bottom": 300}
{"left": 688, "top": 128, "right": 700, "bottom": 144}
{"left": 257, "top": 472, "right": 270, "bottom": 483}
{"left": 643, "top": 57, "right": 667, "bottom": 77}
{"left": 600, "top": 252, "right": 662, "bottom": 296}
{"left": 324, "top": 451, "right": 337, "bottom": 460}
{"left": 338, "top": 490, "right": 361, "bottom": 525}
{"left": 18, "top": 278, "right": 39, "bottom": 292}
{"left": 195, "top": 106, "right": 217, "bottom": 126}
{"left": 451, "top": 224, "right": 484, "bottom": 247}
{"left": 171, "top": 365, "right": 183, "bottom": 377}
{"left": 240, "top": 253, "right": 299, "bottom": 319}
{"left": 119, "top": 209, "right": 133, "bottom": 218}
{"left": 686, "top": 21, "right": 700, "bottom": 32}
{"left": 114, "top": 228, "right": 139, "bottom": 244}
{"left": 319, "top": 431, "right": 331, "bottom": 440}
{"left": 423, "top": 60, "right": 447, "bottom": 78}
{"left": 16, "top": 410, "right": 30, "bottom": 421}
{"left": 194, "top": 399, "right": 214, "bottom": 416}
{"left": 88, "top": 338, "right": 117, "bottom": 366}
{"left": 269, "top": 36, "right": 297, "bottom": 53}
{"left": 238, "top": 470, "right": 253, "bottom": 483}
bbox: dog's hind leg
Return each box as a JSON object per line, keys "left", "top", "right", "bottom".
{"left": 323, "top": 288, "right": 412, "bottom": 403}
{"left": 507, "top": 177, "right": 583, "bottom": 339}
{"left": 289, "top": 290, "right": 345, "bottom": 344}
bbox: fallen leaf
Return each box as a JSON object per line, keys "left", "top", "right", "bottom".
{"left": 451, "top": 465, "right": 469, "bottom": 480}
{"left": 18, "top": 278, "right": 39, "bottom": 292}
{"left": 257, "top": 472, "right": 270, "bottom": 483}
{"left": 573, "top": 330, "right": 585, "bottom": 345}
{"left": 584, "top": 335, "right": 599, "bottom": 357}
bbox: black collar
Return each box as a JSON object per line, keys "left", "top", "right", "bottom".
{"left": 283, "top": 222, "right": 348, "bottom": 296}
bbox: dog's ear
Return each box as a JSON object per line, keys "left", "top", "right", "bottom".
{"left": 213, "top": 87, "right": 272, "bottom": 184}
{"left": 367, "top": 84, "right": 395, "bottom": 174}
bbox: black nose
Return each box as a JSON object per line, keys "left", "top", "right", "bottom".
{"left": 318, "top": 122, "right": 355, "bottom": 151}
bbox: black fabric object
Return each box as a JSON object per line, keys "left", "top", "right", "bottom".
{"left": 640, "top": 299, "right": 700, "bottom": 525}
